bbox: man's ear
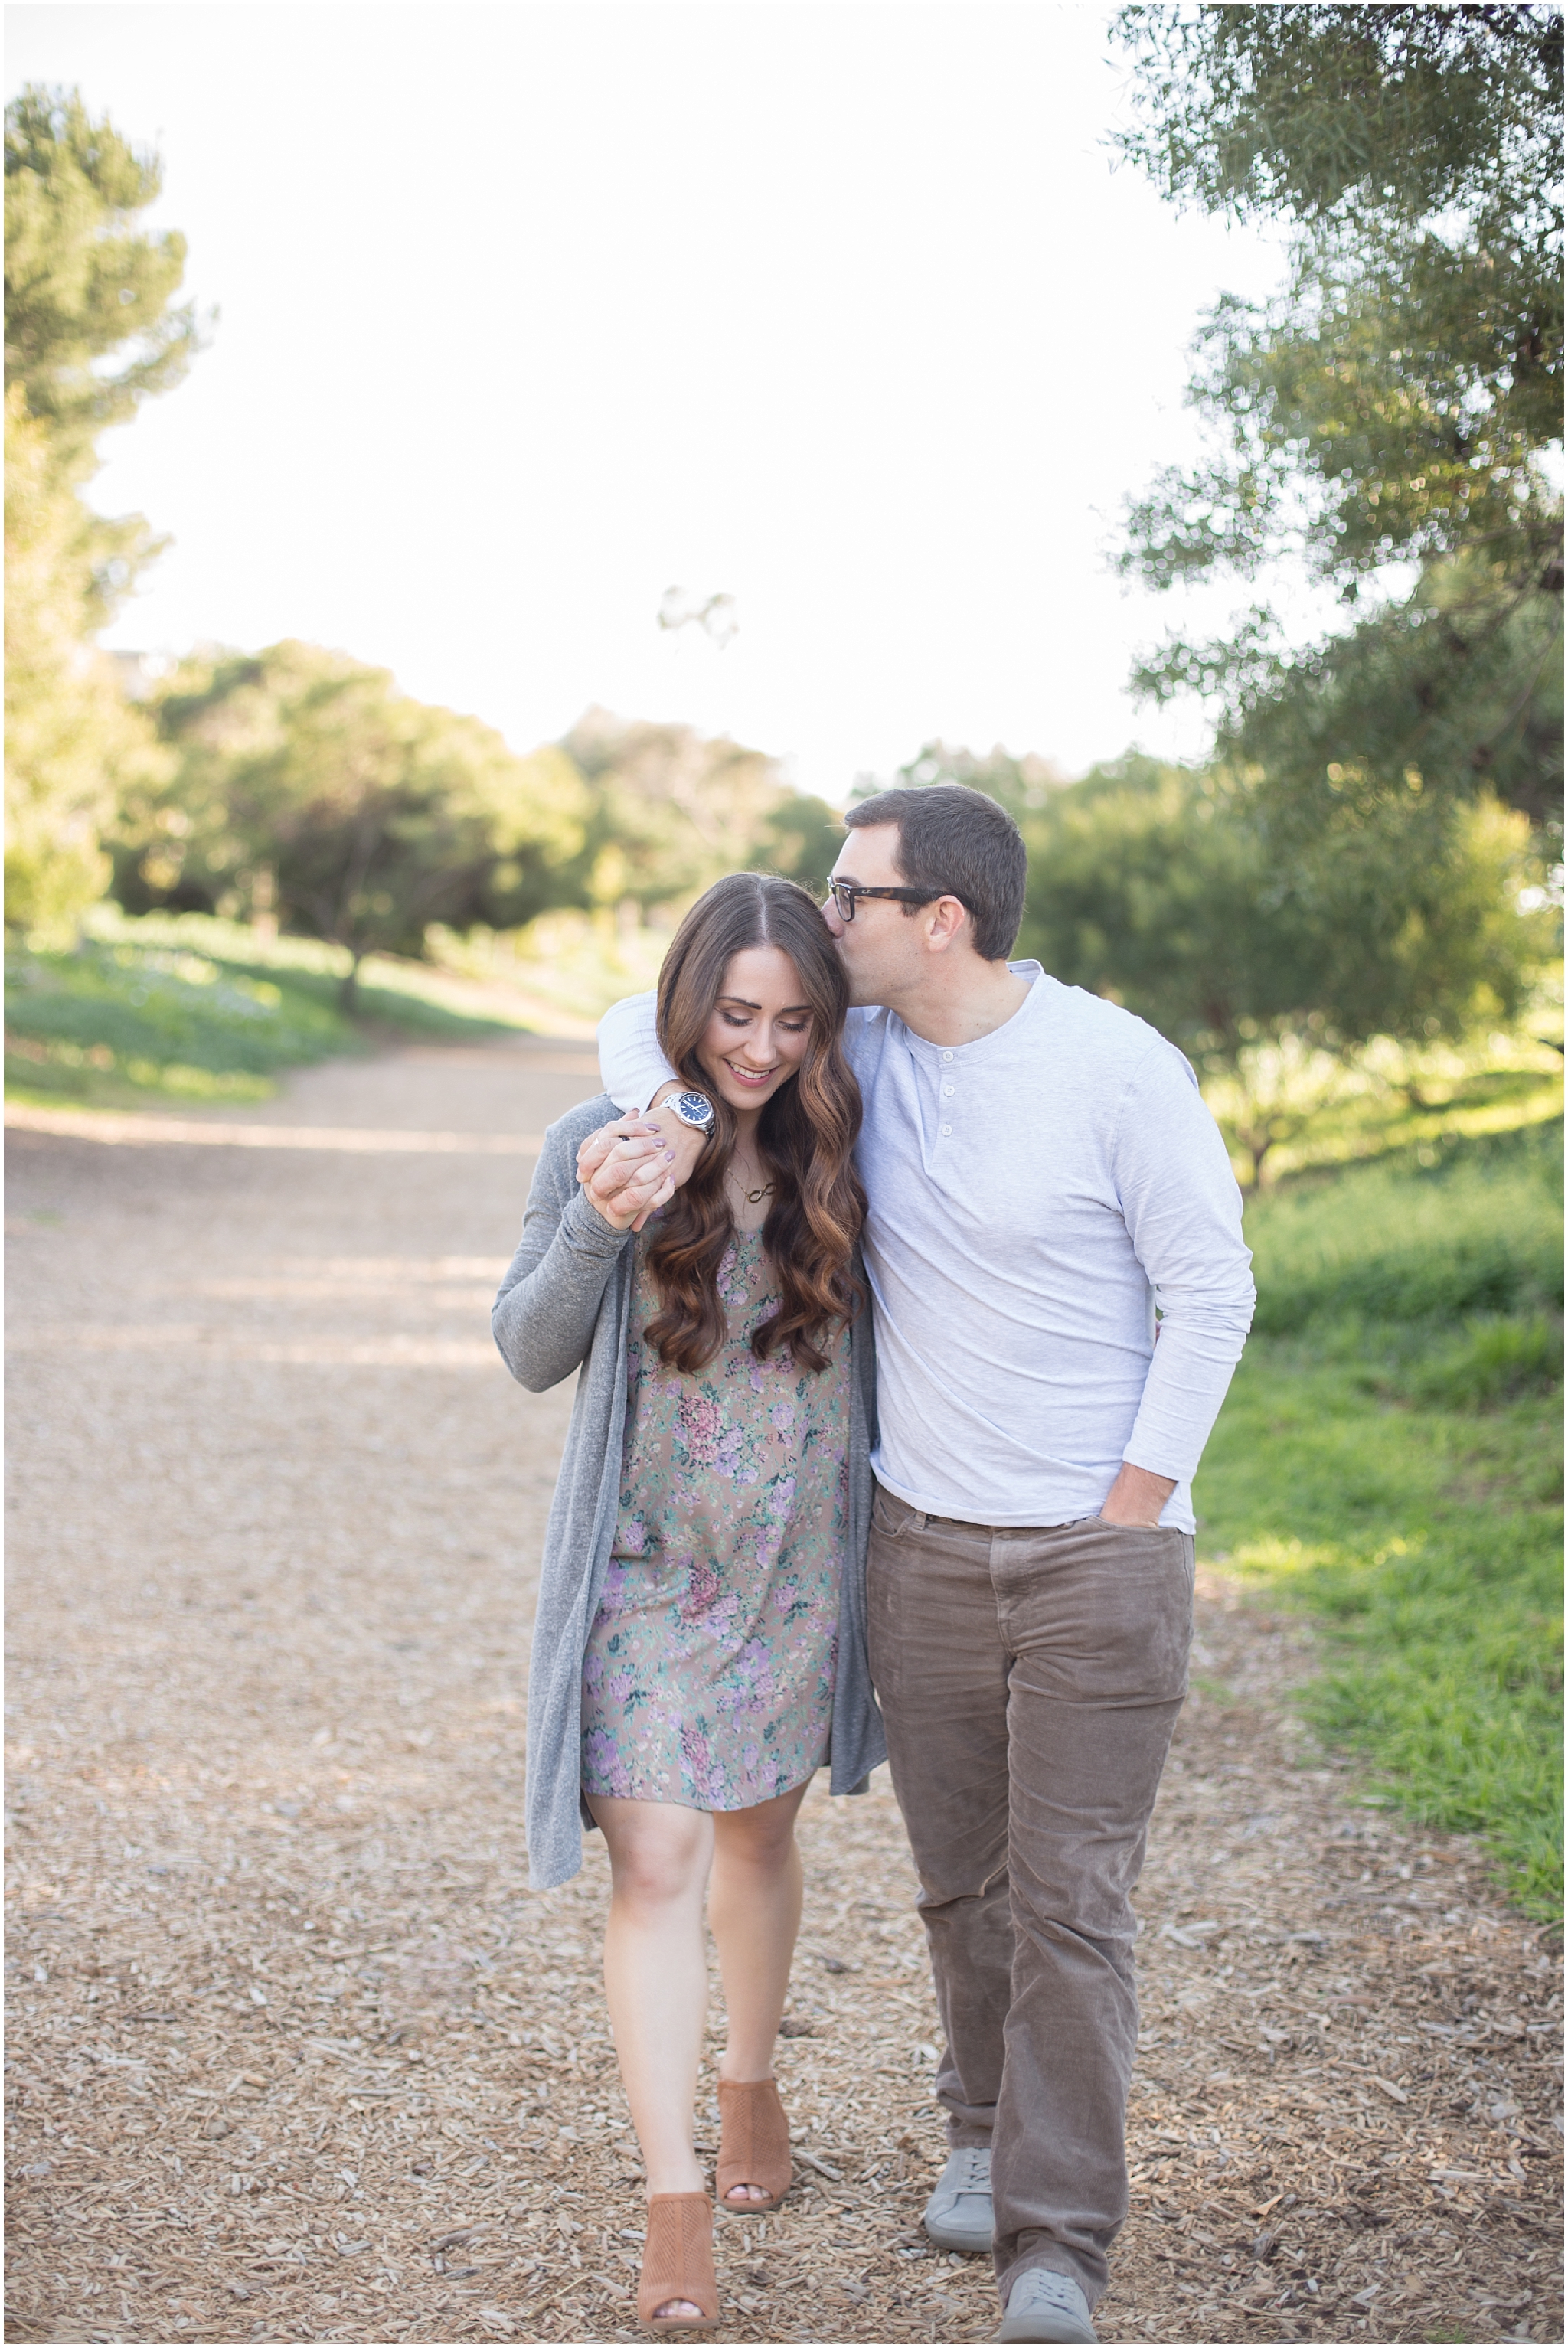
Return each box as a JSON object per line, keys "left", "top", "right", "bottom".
{"left": 923, "top": 895, "right": 971, "bottom": 955}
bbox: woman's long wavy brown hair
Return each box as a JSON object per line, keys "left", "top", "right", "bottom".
{"left": 644, "top": 873, "right": 866, "bottom": 1376}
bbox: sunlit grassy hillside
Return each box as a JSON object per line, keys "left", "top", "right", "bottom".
{"left": 5, "top": 913, "right": 528, "bottom": 1108}
{"left": 1197, "top": 1122, "right": 1563, "bottom": 1920}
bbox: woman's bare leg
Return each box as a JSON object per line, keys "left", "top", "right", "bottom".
{"left": 589, "top": 1794, "right": 714, "bottom": 2319}
{"left": 708, "top": 1778, "right": 812, "bottom": 2203}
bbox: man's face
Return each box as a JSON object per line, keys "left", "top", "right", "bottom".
{"left": 822, "top": 822, "right": 929, "bottom": 1010}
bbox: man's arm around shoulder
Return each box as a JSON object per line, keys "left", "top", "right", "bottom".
{"left": 582, "top": 991, "right": 707, "bottom": 1207}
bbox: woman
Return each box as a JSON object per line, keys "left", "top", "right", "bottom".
{"left": 492, "top": 873, "right": 885, "bottom": 2330}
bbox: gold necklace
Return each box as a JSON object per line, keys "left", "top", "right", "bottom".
{"left": 727, "top": 1163, "right": 775, "bottom": 1207}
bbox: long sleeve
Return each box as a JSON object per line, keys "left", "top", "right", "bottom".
{"left": 597, "top": 991, "right": 672, "bottom": 1113}
{"left": 492, "top": 1111, "right": 634, "bottom": 1392}
{"left": 1113, "top": 1045, "right": 1256, "bottom": 1484}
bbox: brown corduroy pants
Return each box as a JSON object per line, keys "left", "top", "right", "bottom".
{"left": 866, "top": 1485, "right": 1194, "bottom": 2312}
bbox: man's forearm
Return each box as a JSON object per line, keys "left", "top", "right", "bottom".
{"left": 1099, "top": 1461, "right": 1178, "bottom": 1527}
{"left": 597, "top": 991, "right": 673, "bottom": 1112}
{"left": 1123, "top": 1297, "right": 1252, "bottom": 1488}
{"left": 644, "top": 1080, "right": 708, "bottom": 1189}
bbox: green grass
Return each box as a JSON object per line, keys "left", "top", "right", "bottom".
{"left": 5, "top": 915, "right": 528, "bottom": 1108}
{"left": 1197, "top": 1123, "right": 1563, "bottom": 1921}
{"left": 1246, "top": 1122, "right": 1563, "bottom": 1332}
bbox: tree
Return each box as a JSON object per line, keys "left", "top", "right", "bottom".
{"left": 1111, "top": 5, "right": 1563, "bottom": 837}
{"left": 5, "top": 87, "right": 201, "bottom": 505}
{"left": 119, "top": 643, "right": 591, "bottom": 1009}
{"left": 747, "top": 789, "right": 846, "bottom": 895}
{"left": 5, "top": 386, "right": 166, "bottom": 931}
{"left": 119, "top": 665, "right": 843, "bottom": 997}
{"left": 887, "top": 743, "right": 1550, "bottom": 1178}
{"left": 560, "top": 709, "right": 796, "bottom": 915}
{"left": 5, "top": 84, "right": 203, "bottom": 614}
{"left": 4, "top": 87, "right": 203, "bottom": 930}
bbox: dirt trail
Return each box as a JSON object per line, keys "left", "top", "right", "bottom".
{"left": 5, "top": 1040, "right": 1560, "bottom": 2346}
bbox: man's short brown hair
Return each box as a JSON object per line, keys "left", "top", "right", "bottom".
{"left": 845, "top": 783, "right": 1027, "bottom": 962}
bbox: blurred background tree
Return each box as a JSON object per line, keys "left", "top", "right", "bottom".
{"left": 5, "top": 87, "right": 200, "bottom": 503}
{"left": 5, "top": 384, "right": 166, "bottom": 929}
{"left": 1110, "top": 4, "right": 1563, "bottom": 844}
{"left": 115, "top": 643, "right": 592, "bottom": 1009}
{"left": 4, "top": 85, "right": 202, "bottom": 933}
{"left": 559, "top": 709, "right": 842, "bottom": 919}
{"left": 887, "top": 742, "right": 1553, "bottom": 1181}
{"left": 747, "top": 782, "right": 849, "bottom": 895}
{"left": 113, "top": 661, "right": 840, "bottom": 1007}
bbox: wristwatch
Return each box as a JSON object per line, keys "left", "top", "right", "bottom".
{"left": 665, "top": 1089, "right": 716, "bottom": 1141}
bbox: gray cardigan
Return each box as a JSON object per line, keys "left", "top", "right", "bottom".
{"left": 492, "top": 1095, "right": 886, "bottom": 1891}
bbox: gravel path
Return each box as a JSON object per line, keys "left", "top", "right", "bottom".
{"left": 5, "top": 1040, "right": 1561, "bottom": 2346}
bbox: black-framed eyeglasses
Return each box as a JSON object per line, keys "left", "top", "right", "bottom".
{"left": 827, "top": 880, "right": 959, "bottom": 923}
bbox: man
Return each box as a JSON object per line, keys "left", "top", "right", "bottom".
{"left": 583, "top": 785, "right": 1255, "bottom": 2343}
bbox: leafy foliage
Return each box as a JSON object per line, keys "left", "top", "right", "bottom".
{"left": 1116, "top": 3, "right": 1562, "bottom": 241}
{"left": 558, "top": 708, "right": 826, "bottom": 912}
{"left": 1111, "top": 5, "right": 1563, "bottom": 833}
{"left": 116, "top": 643, "right": 591, "bottom": 1005}
{"left": 4, "top": 85, "right": 204, "bottom": 620}
{"left": 746, "top": 786, "right": 848, "bottom": 896}
{"left": 1225, "top": 562, "right": 1564, "bottom": 838}
{"left": 1194, "top": 1010, "right": 1562, "bottom": 1190}
{"left": 5, "top": 87, "right": 201, "bottom": 491}
{"left": 892, "top": 743, "right": 1550, "bottom": 1122}
{"left": 4, "top": 386, "right": 166, "bottom": 932}
{"left": 117, "top": 674, "right": 845, "bottom": 998}
{"left": 4, "top": 86, "right": 202, "bottom": 933}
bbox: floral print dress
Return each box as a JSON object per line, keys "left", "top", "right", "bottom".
{"left": 580, "top": 1229, "right": 851, "bottom": 1812}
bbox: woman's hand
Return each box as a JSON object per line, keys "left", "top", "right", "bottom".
{"left": 578, "top": 1118, "right": 678, "bottom": 1231}
{"left": 578, "top": 1090, "right": 709, "bottom": 1230}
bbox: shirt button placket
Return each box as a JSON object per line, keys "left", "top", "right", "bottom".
{"left": 939, "top": 1048, "right": 956, "bottom": 1137}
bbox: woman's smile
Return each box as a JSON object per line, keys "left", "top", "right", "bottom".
{"left": 694, "top": 952, "right": 815, "bottom": 1118}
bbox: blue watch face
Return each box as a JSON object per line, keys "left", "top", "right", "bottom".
{"left": 675, "top": 1091, "right": 714, "bottom": 1126}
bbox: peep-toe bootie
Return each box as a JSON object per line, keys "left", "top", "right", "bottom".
{"left": 638, "top": 2193, "right": 718, "bottom": 2330}
{"left": 715, "top": 2075, "right": 792, "bottom": 2210}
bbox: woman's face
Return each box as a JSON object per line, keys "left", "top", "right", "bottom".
{"left": 696, "top": 945, "right": 813, "bottom": 1116}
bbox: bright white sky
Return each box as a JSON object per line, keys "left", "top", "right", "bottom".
{"left": 8, "top": 1, "right": 1308, "bottom": 796}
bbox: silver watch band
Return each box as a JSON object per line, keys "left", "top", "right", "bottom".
{"left": 662, "top": 1087, "right": 714, "bottom": 1136}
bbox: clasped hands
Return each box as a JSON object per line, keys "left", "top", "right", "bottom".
{"left": 576, "top": 1092, "right": 708, "bottom": 1231}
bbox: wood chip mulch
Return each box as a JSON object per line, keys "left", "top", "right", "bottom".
{"left": 5, "top": 1042, "right": 1562, "bottom": 2345}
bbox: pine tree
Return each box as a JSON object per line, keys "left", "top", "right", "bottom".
{"left": 4, "top": 87, "right": 204, "bottom": 929}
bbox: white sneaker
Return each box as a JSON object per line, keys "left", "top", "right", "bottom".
{"left": 995, "top": 2268, "right": 1097, "bottom": 2343}
{"left": 923, "top": 2144, "right": 993, "bottom": 2252}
